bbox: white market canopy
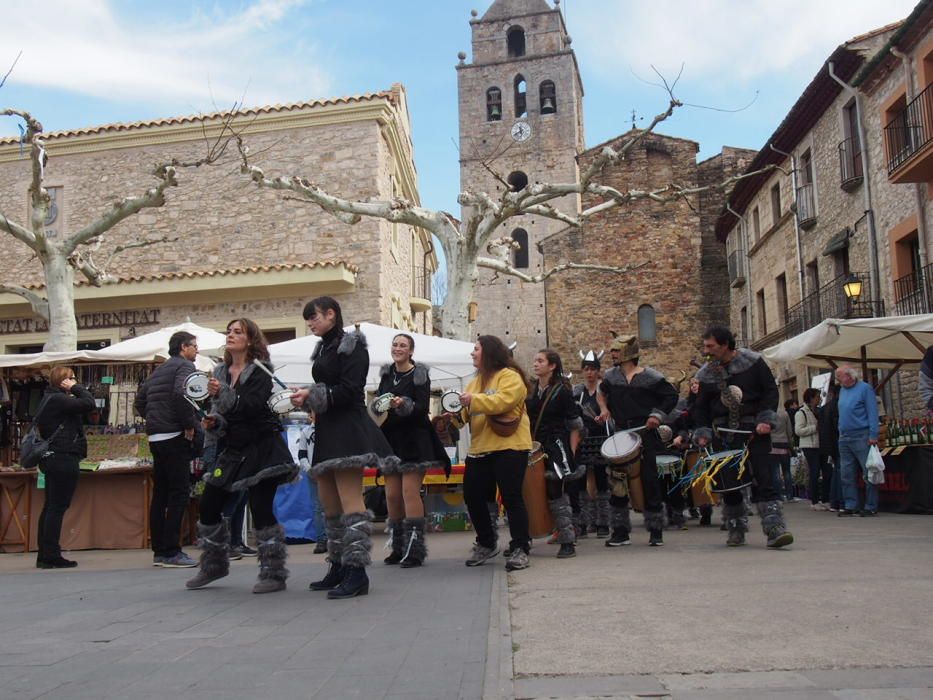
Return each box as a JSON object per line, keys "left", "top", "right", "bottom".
{"left": 269, "top": 322, "right": 477, "bottom": 389}
{"left": 762, "top": 314, "right": 933, "bottom": 377}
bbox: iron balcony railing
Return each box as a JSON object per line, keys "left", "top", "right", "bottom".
{"left": 728, "top": 249, "right": 746, "bottom": 286}
{"left": 893, "top": 262, "right": 933, "bottom": 315}
{"left": 838, "top": 136, "right": 863, "bottom": 189}
{"left": 796, "top": 182, "right": 817, "bottom": 228}
{"left": 885, "top": 82, "right": 933, "bottom": 174}
{"left": 411, "top": 266, "right": 432, "bottom": 302}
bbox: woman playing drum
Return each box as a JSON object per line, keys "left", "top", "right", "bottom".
{"left": 291, "top": 297, "right": 398, "bottom": 599}
{"left": 186, "top": 319, "right": 298, "bottom": 593}
{"left": 376, "top": 333, "right": 450, "bottom": 568}
{"left": 526, "top": 349, "right": 583, "bottom": 559}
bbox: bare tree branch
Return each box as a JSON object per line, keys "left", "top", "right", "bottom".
{"left": 0, "top": 283, "right": 49, "bottom": 320}
{"left": 476, "top": 258, "right": 647, "bottom": 283}
{"left": 0, "top": 51, "right": 22, "bottom": 91}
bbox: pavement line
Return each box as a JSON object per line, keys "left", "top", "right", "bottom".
{"left": 482, "top": 566, "right": 515, "bottom": 700}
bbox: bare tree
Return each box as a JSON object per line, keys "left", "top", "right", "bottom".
{"left": 0, "top": 108, "right": 235, "bottom": 351}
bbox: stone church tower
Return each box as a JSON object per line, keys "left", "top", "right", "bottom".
{"left": 456, "top": 0, "right": 584, "bottom": 364}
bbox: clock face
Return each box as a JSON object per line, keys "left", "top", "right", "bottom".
{"left": 510, "top": 120, "right": 532, "bottom": 142}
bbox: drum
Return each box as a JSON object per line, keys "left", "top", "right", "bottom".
{"left": 685, "top": 450, "right": 718, "bottom": 506}
{"left": 600, "top": 431, "right": 642, "bottom": 465}
{"left": 268, "top": 389, "right": 296, "bottom": 415}
{"left": 523, "top": 443, "right": 553, "bottom": 537}
{"left": 655, "top": 454, "right": 683, "bottom": 478}
{"left": 691, "top": 449, "right": 751, "bottom": 497}
{"left": 440, "top": 390, "right": 462, "bottom": 413}
{"left": 368, "top": 393, "right": 395, "bottom": 427}
{"left": 183, "top": 371, "right": 210, "bottom": 401}
{"left": 601, "top": 431, "right": 644, "bottom": 512}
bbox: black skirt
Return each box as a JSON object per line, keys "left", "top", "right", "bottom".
{"left": 205, "top": 429, "right": 299, "bottom": 492}
{"left": 311, "top": 405, "right": 399, "bottom": 476}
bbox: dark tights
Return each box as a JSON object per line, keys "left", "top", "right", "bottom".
{"left": 198, "top": 479, "right": 278, "bottom": 529}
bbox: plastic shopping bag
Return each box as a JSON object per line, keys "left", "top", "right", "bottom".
{"left": 866, "top": 445, "right": 885, "bottom": 485}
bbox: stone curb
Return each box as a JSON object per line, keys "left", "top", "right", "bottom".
{"left": 483, "top": 566, "right": 515, "bottom": 700}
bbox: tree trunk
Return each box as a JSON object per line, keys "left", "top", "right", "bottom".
{"left": 437, "top": 239, "right": 480, "bottom": 340}
{"left": 42, "top": 253, "right": 78, "bottom": 352}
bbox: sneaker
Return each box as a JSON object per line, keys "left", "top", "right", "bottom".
{"left": 152, "top": 555, "right": 167, "bottom": 567}
{"left": 231, "top": 543, "right": 258, "bottom": 557}
{"left": 313, "top": 540, "right": 328, "bottom": 554}
{"left": 858, "top": 510, "right": 877, "bottom": 517}
{"left": 726, "top": 530, "right": 746, "bottom": 547}
{"left": 161, "top": 552, "right": 198, "bottom": 568}
{"left": 505, "top": 548, "right": 530, "bottom": 571}
{"left": 595, "top": 525, "right": 610, "bottom": 538}
{"left": 837, "top": 509, "right": 858, "bottom": 517}
{"left": 687, "top": 508, "right": 700, "bottom": 520}
{"left": 605, "top": 529, "right": 631, "bottom": 547}
{"left": 649, "top": 529, "right": 664, "bottom": 546}
{"left": 36, "top": 556, "right": 78, "bottom": 569}
{"left": 465, "top": 543, "right": 500, "bottom": 567}
{"left": 226, "top": 546, "right": 243, "bottom": 561}
{"left": 546, "top": 531, "right": 559, "bottom": 545}
{"left": 556, "top": 543, "right": 576, "bottom": 559}
{"left": 828, "top": 507, "right": 839, "bottom": 512}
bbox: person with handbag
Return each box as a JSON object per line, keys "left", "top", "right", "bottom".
{"left": 34, "top": 366, "right": 95, "bottom": 569}
{"left": 377, "top": 333, "right": 451, "bottom": 569}
{"left": 291, "top": 297, "right": 399, "bottom": 599}
{"left": 186, "top": 319, "right": 298, "bottom": 594}
{"left": 796, "top": 388, "right": 831, "bottom": 510}
{"left": 527, "top": 349, "right": 583, "bottom": 559}
{"left": 451, "top": 335, "right": 533, "bottom": 571}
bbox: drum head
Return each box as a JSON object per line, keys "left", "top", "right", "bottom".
{"left": 371, "top": 393, "right": 394, "bottom": 415}
{"left": 655, "top": 455, "right": 681, "bottom": 468}
{"left": 600, "top": 431, "right": 641, "bottom": 462}
{"left": 184, "top": 372, "right": 210, "bottom": 401}
{"left": 441, "top": 391, "right": 462, "bottom": 413}
{"left": 705, "top": 449, "right": 745, "bottom": 462}
{"left": 268, "top": 389, "right": 295, "bottom": 415}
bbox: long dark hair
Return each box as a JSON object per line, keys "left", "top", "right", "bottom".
{"left": 476, "top": 335, "right": 529, "bottom": 389}
{"left": 223, "top": 318, "right": 269, "bottom": 365}
{"left": 537, "top": 348, "right": 570, "bottom": 390}
{"left": 303, "top": 296, "right": 344, "bottom": 332}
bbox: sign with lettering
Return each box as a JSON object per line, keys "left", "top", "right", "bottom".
{"left": 0, "top": 309, "right": 161, "bottom": 335}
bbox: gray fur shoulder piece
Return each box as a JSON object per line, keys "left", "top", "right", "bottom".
{"left": 412, "top": 363, "right": 430, "bottom": 386}
{"left": 695, "top": 361, "right": 720, "bottom": 385}
{"left": 632, "top": 367, "right": 666, "bottom": 386}
{"left": 572, "top": 383, "right": 585, "bottom": 398}
{"left": 338, "top": 329, "right": 366, "bottom": 356}
{"left": 602, "top": 367, "right": 625, "bottom": 385}
{"left": 379, "top": 363, "right": 393, "bottom": 379}
{"left": 727, "top": 348, "right": 761, "bottom": 374}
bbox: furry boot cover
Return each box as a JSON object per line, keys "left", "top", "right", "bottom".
{"left": 548, "top": 495, "right": 575, "bottom": 545}
{"left": 253, "top": 524, "right": 288, "bottom": 594}
{"left": 580, "top": 491, "right": 596, "bottom": 530}
{"left": 340, "top": 511, "right": 373, "bottom": 569}
{"left": 384, "top": 519, "right": 404, "bottom": 565}
{"left": 610, "top": 504, "right": 631, "bottom": 534}
{"left": 399, "top": 517, "right": 427, "bottom": 568}
{"left": 642, "top": 508, "right": 667, "bottom": 532}
{"left": 757, "top": 500, "right": 794, "bottom": 548}
{"left": 669, "top": 509, "right": 687, "bottom": 529}
{"left": 722, "top": 501, "right": 749, "bottom": 547}
{"left": 310, "top": 516, "right": 345, "bottom": 591}
{"left": 596, "top": 491, "right": 611, "bottom": 528}
{"left": 186, "top": 521, "right": 230, "bottom": 589}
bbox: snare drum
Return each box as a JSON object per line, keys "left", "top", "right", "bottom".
{"left": 268, "top": 389, "right": 296, "bottom": 415}
{"left": 600, "top": 431, "right": 642, "bottom": 466}
{"left": 655, "top": 454, "right": 683, "bottom": 478}
{"left": 692, "top": 449, "right": 751, "bottom": 495}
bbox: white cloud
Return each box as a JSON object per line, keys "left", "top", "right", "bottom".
{"left": 0, "top": 0, "right": 329, "bottom": 111}
{"left": 568, "top": 0, "right": 918, "bottom": 83}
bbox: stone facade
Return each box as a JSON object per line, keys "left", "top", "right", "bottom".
{"left": 0, "top": 86, "right": 438, "bottom": 351}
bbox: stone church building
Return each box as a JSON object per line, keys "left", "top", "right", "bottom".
{"left": 458, "top": 0, "right": 753, "bottom": 375}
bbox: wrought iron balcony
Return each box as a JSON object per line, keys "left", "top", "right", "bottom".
{"left": 838, "top": 136, "right": 863, "bottom": 191}
{"left": 410, "top": 266, "right": 433, "bottom": 310}
{"left": 885, "top": 82, "right": 933, "bottom": 181}
{"left": 893, "top": 262, "right": 933, "bottom": 315}
{"left": 796, "top": 183, "right": 817, "bottom": 229}
{"left": 728, "top": 249, "right": 746, "bottom": 287}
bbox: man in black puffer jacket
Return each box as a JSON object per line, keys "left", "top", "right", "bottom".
{"left": 135, "top": 331, "right": 200, "bottom": 568}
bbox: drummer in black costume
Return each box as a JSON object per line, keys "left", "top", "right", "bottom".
{"left": 186, "top": 318, "right": 299, "bottom": 594}
{"left": 291, "top": 297, "right": 399, "bottom": 598}
{"left": 692, "top": 326, "right": 793, "bottom": 548}
{"left": 597, "top": 334, "right": 678, "bottom": 547}
{"left": 573, "top": 350, "right": 611, "bottom": 538}
{"left": 527, "top": 349, "right": 584, "bottom": 559}
{"left": 377, "top": 333, "right": 451, "bottom": 568}
{"left": 670, "top": 377, "right": 714, "bottom": 526}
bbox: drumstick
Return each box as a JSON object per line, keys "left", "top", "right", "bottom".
{"left": 184, "top": 395, "right": 207, "bottom": 419}
{"left": 252, "top": 358, "right": 289, "bottom": 391}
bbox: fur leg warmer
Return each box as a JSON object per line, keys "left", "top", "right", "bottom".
{"left": 255, "top": 524, "right": 289, "bottom": 582}
{"left": 340, "top": 511, "right": 373, "bottom": 569}
{"left": 610, "top": 504, "right": 631, "bottom": 534}
{"left": 722, "top": 502, "right": 749, "bottom": 533}
{"left": 548, "top": 495, "right": 575, "bottom": 545}
{"left": 596, "top": 491, "right": 611, "bottom": 528}
{"left": 325, "top": 515, "right": 344, "bottom": 565}
{"left": 186, "top": 521, "right": 230, "bottom": 589}
{"left": 399, "top": 517, "right": 427, "bottom": 567}
{"left": 384, "top": 518, "right": 404, "bottom": 564}
{"left": 580, "top": 492, "right": 596, "bottom": 530}
{"left": 643, "top": 508, "right": 667, "bottom": 533}
{"left": 757, "top": 499, "right": 794, "bottom": 547}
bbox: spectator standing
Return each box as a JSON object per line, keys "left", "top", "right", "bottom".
{"left": 770, "top": 404, "right": 795, "bottom": 502}
{"left": 796, "top": 388, "right": 831, "bottom": 510}
{"left": 920, "top": 346, "right": 933, "bottom": 412}
{"left": 818, "top": 383, "right": 843, "bottom": 510}
{"left": 835, "top": 366, "right": 880, "bottom": 517}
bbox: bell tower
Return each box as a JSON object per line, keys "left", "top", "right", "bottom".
{"left": 456, "top": 0, "right": 585, "bottom": 363}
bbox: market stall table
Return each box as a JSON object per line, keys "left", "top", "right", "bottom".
{"left": 877, "top": 444, "right": 933, "bottom": 513}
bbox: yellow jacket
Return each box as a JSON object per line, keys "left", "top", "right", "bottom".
{"left": 456, "top": 368, "right": 532, "bottom": 455}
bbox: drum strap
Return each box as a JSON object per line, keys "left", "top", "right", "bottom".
{"left": 532, "top": 384, "right": 560, "bottom": 441}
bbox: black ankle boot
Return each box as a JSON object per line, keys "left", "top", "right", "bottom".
{"left": 37, "top": 555, "right": 77, "bottom": 569}
{"left": 309, "top": 561, "right": 344, "bottom": 591}
{"left": 327, "top": 565, "right": 369, "bottom": 599}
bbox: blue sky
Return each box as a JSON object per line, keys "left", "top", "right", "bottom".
{"left": 0, "top": 0, "right": 919, "bottom": 216}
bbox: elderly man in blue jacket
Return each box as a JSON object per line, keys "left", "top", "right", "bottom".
{"left": 834, "top": 365, "right": 880, "bottom": 517}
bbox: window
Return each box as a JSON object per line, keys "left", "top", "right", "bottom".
{"left": 740, "top": 306, "right": 748, "bottom": 342}
{"left": 539, "top": 80, "right": 556, "bottom": 114}
{"left": 770, "top": 183, "right": 782, "bottom": 225}
{"left": 512, "top": 228, "right": 529, "bottom": 268}
{"left": 752, "top": 206, "right": 761, "bottom": 241}
{"left": 486, "top": 87, "right": 502, "bottom": 121}
{"left": 776, "top": 273, "right": 789, "bottom": 325}
{"left": 756, "top": 289, "right": 767, "bottom": 336}
{"left": 796, "top": 151, "right": 816, "bottom": 226}
{"left": 806, "top": 259, "right": 820, "bottom": 295}
{"left": 514, "top": 75, "right": 527, "bottom": 118}
{"left": 841, "top": 100, "right": 863, "bottom": 186}
{"left": 507, "top": 26, "right": 526, "bottom": 58}
{"left": 507, "top": 170, "right": 528, "bottom": 192}
{"left": 799, "top": 150, "right": 813, "bottom": 186}
{"left": 832, "top": 247, "right": 850, "bottom": 279}
{"left": 637, "top": 304, "right": 656, "bottom": 344}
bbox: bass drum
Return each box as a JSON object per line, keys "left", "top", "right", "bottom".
{"left": 523, "top": 444, "right": 553, "bottom": 538}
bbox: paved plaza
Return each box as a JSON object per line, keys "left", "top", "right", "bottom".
{"left": 1, "top": 506, "right": 931, "bottom": 699}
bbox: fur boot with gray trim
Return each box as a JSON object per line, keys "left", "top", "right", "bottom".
{"left": 383, "top": 519, "right": 404, "bottom": 565}
{"left": 606, "top": 504, "right": 631, "bottom": 547}
{"left": 643, "top": 507, "right": 667, "bottom": 546}
{"left": 757, "top": 500, "right": 794, "bottom": 548}
{"left": 309, "top": 516, "right": 344, "bottom": 591}
{"left": 252, "top": 524, "right": 288, "bottom": 594}
{"left": 580, "top": 491, "right": 596, "bottom": 533}
{"left": 548, "top": 495, "right": 575, "bottom": 547}
{"left": 329, "top": 511, "right": 372, "bottom": 599}
{"left": 595, "top": 491, "right": 611, "bottom": 534}
{"left": 722, "top": 501, "right": 749, "bottom": 547}
{"left": 186, "top": 521, "right": 230, "bottom": 589}
{"left": 399, "top": 517, "right": 427, "bottom": 568}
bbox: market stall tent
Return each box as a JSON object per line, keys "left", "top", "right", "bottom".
{"left": 269, "top": 323, "right": 477, "bottom": 389}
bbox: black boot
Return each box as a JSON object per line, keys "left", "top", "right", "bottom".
{"left": 327, "top": 565, "right": 370, "bottom": 599}
{"left": 606, "top": 505, "right": 631, "bottom": 547}
{"left": 644, "top": 509, "right": 665, "bottom": 547}
{"left": 399, "top": 517, "right": 427, "bottom": 568}
{"left": 186, "top": 521, "right": 230, "bottom": 589}
{"left": 383, "top": 519, "right": 404, "bottom": 565}
{"left": 699, "top": 505, "right": 712, "bottom": 526}
{"left": 723, "top": 502, "right": 748, "bottom": 547}
{"left": 310, "top": 516, "right": 344, "bottom": 591}
{"left": 328, "top": 511, "right": 372, "bottom": 599}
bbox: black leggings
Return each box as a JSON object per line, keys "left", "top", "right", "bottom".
{"left": 37, "top": 454, "right": 80, "bottom": 558}
{"left": 464, "top": 450, "right": 530, "bottom": 553}
{"left": 198, "top": 479, "right": 278, "bottom": 530}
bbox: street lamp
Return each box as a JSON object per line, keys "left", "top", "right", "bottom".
{"left": 843, "top": 274, "right": 863, "bottom": 301}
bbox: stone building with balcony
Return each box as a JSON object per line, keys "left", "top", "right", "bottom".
{"left": 717, "top": 24, "right": 906, "bottom": 404}
{"left": 0, "top": 85, "right": 438, "bottom": 352}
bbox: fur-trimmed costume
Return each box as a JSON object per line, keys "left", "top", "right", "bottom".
{"left": 376, "top": 363, "right": 451, "bottom": 476}
{"left": 573, "top": 382, "right": 611, "bottom": 535}
{"left": 304, "top": 327, "right": 399, "bottom": 476}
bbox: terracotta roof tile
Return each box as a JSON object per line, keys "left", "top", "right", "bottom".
{"left": 23, "top": 261, "right": 358, "bottom": 290}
